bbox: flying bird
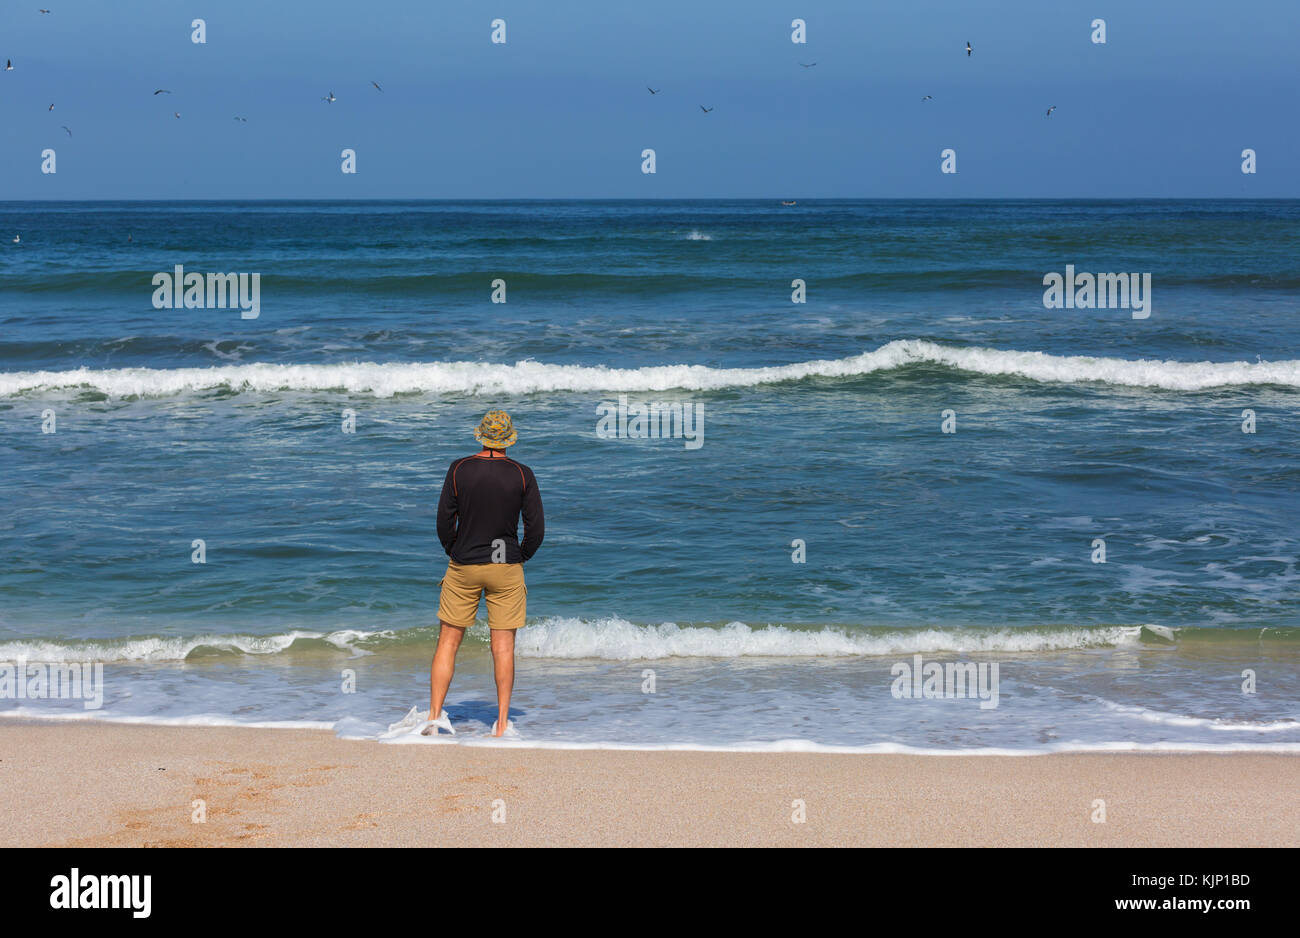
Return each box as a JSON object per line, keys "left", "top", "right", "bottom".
{"left": 699, "top": 105, "right": 713, "bottom": 113}
{"left": 799, "top": 62, "right": 817, "bottom": 68}
{"left": 61, "top": 125, "right": 71, "bottom": 136}
{"left": 370, "top": 81, "right": 382, "bottom": 92}
{"left": 966, "top": 42, "right": 972, "bottom": 56}
{"left": 233, "top": 116, "right": 247, "bottom": 122}
{"left": 173, "top": 111, "right": 181, "bottom": 119}
{"left": 39, "top": 8, "right": 51, "bottom": 13}
{"left": 48, "top": 103, "right": 54, "bottom": 110}
{"left": 5, "top": 60, "right": 12, "bottom": 71}
{"left": 1046, "top": 105, "right": 1057, "bottom": 117}
{"left": 153, "top": 89, "right": 171, "bottom": 95}
{"left": 322, "top": 91, "right": 336, "bottom": 103}
{"left": 921, "top": 95, "right": 933, "bottom": 101}
{"left": 647, "top": 86, "right": 660, "bottom": 94}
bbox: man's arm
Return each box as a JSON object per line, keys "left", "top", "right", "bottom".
{"left": 519, "top": 467, "right": 544, "bottom": 562}
{"left": 436, "top": 461, "right": 459, "bottom": 555}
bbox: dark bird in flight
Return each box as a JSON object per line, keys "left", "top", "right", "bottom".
{"left": 153, "top": 89, "right": 171, "bottom": 95}
{"left": 48, "top": 103, "right": 54, "bottom": 110}
{"left": 647, "top": 86, "right": 660, "bottom": 94}
{"left": 323, "top": 91, "right": 336, "bottom": 103}
{"left": 234, "top": 116, "right": 247, "bottom": 122}
{"left": 61, "top": 125, "right": 71, "bottom": 136}
{"left": 1046, "top": 105, "right": 1057, "bottom": 117}
{"left": 173, "top": 112, "right": 181, "bottom": 119}
{"left": 5, "top": 60, "right": 13, "bottom": 71}
{"left": 799, "top": 62, "right": 816, "bottom": 68}
{"left": 966, "top": 42, "right": 972, "bottom": 56}
{"left": 370, "top": 81, "right": 382, "bottom": 92}
{"left": 922, "top": 95, "right": 933, "bottom": 101}
{"left": 40, "top": 9, "right": 51, "bottom": 13}
{"left": 699, "top": 105, "right": 713, "bottom": 113}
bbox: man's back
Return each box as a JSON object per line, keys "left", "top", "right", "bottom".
{"left": 428, "top": 410, "right": 540, "bottom": 739}
{"left": 437, "top": 453, "right": 544, "bottom": 564}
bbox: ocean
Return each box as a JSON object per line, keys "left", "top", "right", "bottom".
{"left": 1, "top": 199, "right": 1298, "bottom": 752}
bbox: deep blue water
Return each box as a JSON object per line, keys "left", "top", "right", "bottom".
{"left": 1, "top": 200, "right": 1297, "bottom": 751}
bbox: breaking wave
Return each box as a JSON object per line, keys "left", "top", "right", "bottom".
{"left": 0, "top": 620, "right": 1199, "bottom": 663}
{"left": 4, "top": 340, "right": 1300, "bottom": 398}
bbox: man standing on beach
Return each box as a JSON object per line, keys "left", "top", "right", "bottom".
{"left": 425, "top": 410, "right": 544, "bottom": 738}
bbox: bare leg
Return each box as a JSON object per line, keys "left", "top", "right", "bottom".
{"left": 428, "top": 621, "right": 465, "bottom": 722}
{"left": 489, "top": 628, "right": 515, "bottom": 736}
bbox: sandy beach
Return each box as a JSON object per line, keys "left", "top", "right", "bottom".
{"left": 1, "top": 721, "right": 1295, "bottom": 847}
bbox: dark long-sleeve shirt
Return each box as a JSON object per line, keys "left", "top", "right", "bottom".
{"left": 437, "top": 453, "right": 544, "bottom": 564}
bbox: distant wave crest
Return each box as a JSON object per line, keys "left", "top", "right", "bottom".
{"left": 4, "top": 340, "right": 1299, "bottom": 398}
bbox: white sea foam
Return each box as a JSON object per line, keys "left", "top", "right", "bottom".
{"left": 0, "top": 708, "right": 335, "bottom": 730}
{"left": 4, "top": 707, "right": 1297, "bottom": 754}
{"left": 0, "top": 629, "right": 380, "bottom": 662}
{"left": 513, "top": 617, "right": 1143, "bottom": 659}
{"left": 405, "top": 737, "right": 1300, "bottom": 755}
{"left": 1099, "top": 699, "right": 1300, "bottom": 733}
{"left": 0, "top": 620, "right": 1144, "bottom": 663}
{"left": 5, "top": 340, "right": 1298, "bottom": 398}
{"left": 2, "top": 706, "right": 1295, "bottom": 754}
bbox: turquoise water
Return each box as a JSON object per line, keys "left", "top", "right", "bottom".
{"left": 1, "top": 199, "right": 1298, "bottom": 750}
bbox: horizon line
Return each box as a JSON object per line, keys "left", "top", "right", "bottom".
{"left": 2, "top": 196, "right": 1297, "bottom": 204}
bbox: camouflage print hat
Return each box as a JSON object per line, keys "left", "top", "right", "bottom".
{"left": 474, "top": 410, "right": 517, "bottom": 449}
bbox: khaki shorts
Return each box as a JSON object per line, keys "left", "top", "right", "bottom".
{"left": 437, "top": 561, "right": 528, "bottom": 630}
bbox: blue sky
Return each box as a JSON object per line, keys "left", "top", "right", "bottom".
{"left": 1, "top": 0, "right": 1296, "bottom": 198}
